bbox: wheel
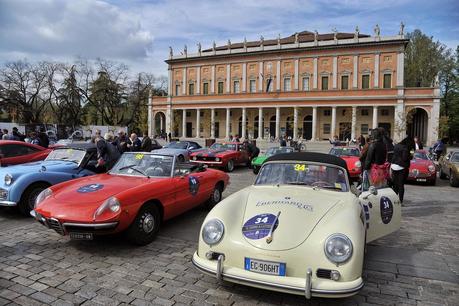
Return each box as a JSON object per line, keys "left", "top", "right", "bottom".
{"left": 430, "top": 177, "right": 436, "bottom": 186}
{"left": 177, "top": 155, "right": 185, "bottom": 163}
{"left": 440, "top": 168, "right": 447, "bottom": 179}
{"left": 126, "top": 205, "right": 161, "bottom": 245}
{"left": 450, "top": 171, "right": 459, "bottom": 187}
{"left": 253, "top": 166, "right": 259, "bottom": 175}
{"left": 19, "top": 183, "right": 49, "bottom": 216}
{"left": 206, "top": 183, "right": 223, "bottom": 209}
{"left": 225, "top": 160, "right": 234, "bottom": 172}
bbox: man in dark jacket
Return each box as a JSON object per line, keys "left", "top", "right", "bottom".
{"left": 127, "top": 133, "right": 142, "bottom": 152}
{"left": 414, "top": 136, "right": 423, "bottom": 150}
{"left": 39, "top": 128, "right": 49, "bottom": 148}
{"left": 141, "top": 131, "right": 153, "bottom": 152}
{"left": 96, "top": 135, "right": 120, "bottom": 171}
{"left": 391, "top": 137, "right": 412, "bottom": 203}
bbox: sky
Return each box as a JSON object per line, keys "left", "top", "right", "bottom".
{"left": 0, "top": 0, "right": 458, "bottom": 77}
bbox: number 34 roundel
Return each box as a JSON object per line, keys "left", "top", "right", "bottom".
{"left": 380, "top": 196, "right": 393, "bottom": 224}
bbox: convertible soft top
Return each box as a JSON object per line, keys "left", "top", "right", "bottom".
{"left": 58, "top": 142, "right": 97, "bottom": 153}
{"left": 265, "top": 152, "right": 348, "bottom": 171}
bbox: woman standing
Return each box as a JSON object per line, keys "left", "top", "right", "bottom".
{"left": 364, "top": 128, "right": 388, "bottom": 188}
{"left": 391, "top": 137, "right": 412, "bottom": 203}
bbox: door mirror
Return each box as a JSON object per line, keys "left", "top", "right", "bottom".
{"left": 361, "top": 186, "right": 378, "bottom": 200}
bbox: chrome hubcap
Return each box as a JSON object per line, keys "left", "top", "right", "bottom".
{"left": 228, "top": 161, "right": 233, "bottom": 170}
{"left": 142, "top": 213, "right": 155, "bottom": 233}
{"left": 213, "top": 189, "right": 221, "bottom": 202}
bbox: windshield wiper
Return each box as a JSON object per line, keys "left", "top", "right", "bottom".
{"left": 118, "top": 164, "right": 149, "bottom": 177}
{"left": 285, "top": 182, "right": 310, "bottom": 186}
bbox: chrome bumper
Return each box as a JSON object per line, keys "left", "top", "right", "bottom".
{"left": 190, "top": 160, "right": 223, "bottom": 165}
{"left": 0, "top": 200, "right": 17, "bottom": 207}
{"left": 192, "top": 252, "right": 364, "bottom": 299}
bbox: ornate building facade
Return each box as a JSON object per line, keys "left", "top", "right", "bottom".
{"left": 149, "top": 27, "right": 440, "bottom": 144}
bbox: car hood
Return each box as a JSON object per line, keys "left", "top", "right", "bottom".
{"left": 50, "top": 174, "right": 148, "bottom": 205}
{"left": 154, "top": 148, "right": 187, "bottom": 155}
{"left": 338, "top": 156, "right": 360, "bottom": 167}
{"left": 240, "top": 185, "right": 342, "bottom": 251}
{"left": 410, "top": 159, "right": 432, "bottom": 170}
{"left": 0, "top": 160, "right": 77, "bottom": 177}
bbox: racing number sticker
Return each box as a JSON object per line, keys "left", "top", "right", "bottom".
{"left": 242, "top": 214, "right": 279, "bottom": 240}
{"left": 294, "top": 164, "right": 308, "bottom": 172}
{"left": 135, "top": 153, "right": 144, "bottom": 160}
{"left": 188, "top": 175, "right": 200, "bottom": 196}
{"left": 77, "top": 184, "right": 104, "bottom": 193}
{"left": 380, "top": 196, "right": 393, "bottom": 224}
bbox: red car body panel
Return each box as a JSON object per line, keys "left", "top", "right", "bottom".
{"left": 190, "top": 142, "right": 249, "bottom": 169}
{"left": 407, "top": 151, "right": 436, "bottom": 183}
{"left": 34, "top": 168, "right": 229, "bottom": 236}
{"left": 0, "top": 140, "right": 51, "bottom": 166}
{"left": 340, "top": 156, "right": 362, "bottom": 178}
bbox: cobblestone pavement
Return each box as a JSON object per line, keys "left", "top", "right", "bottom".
{"left": 0, "top": 167, "right": 458, "bottom": 306}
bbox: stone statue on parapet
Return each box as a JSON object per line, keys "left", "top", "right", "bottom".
{"left": 354, "top": 26, "right": 359, "bottom": 39}
{"left": 294, "top": 32, "right": 299, "bottom": 44}
{"left": 197, "top": 42, "right": 201, "bottom": 54}
{"left": 399, "top": 22, "right": 405, "bottom": 36}
{"left": 183, "top": 45, "right": 187, "bottom": 57}
{"left": 374, "top": 24, "right": 380, "bottom": 37}
{"left": 314, "top": 30, "right": 318, "bottom": 45}
{"left": 278, "top": 34, "right": 281, "bottom": 46}
{"left": 169, "top": 46, "right": 173, "bottom": 58}
{"left": 228, "top": 39, "right": 231, "bottom": 50}
{"left": 243, "top": 37, "right": 247, "bottom": 50}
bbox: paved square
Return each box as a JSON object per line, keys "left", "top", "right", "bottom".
{"left": 0, "top": 168, "right": 458, "bottom": 305}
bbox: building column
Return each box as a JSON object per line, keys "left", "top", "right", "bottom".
{"left": 332, "top": 56, "right": 338, "bottom": 89}
{"left": 372, "top": 106, "right": 378, "bottom": 129}
{"left": 167, "top": 66, "right": 172, "bottom": 97}
{"left": 396, "top": 52, "right": 404, "bottom": 87}
{"left": 312, "top": 107, "right": 317, "bottom": 141}
{"left": 293, "top": 107, "right": 298, "bottom": 139}
{"left": 294, "top": 59, "right": 299, "bottom": 90}
{"left": 242, "top": 63, "right": 247, "bottom": 92}
{"left": 275, "top": 107, "right": 280, "bottom": 139}
{"left": 353, "top": 55, "right": 358, "bottom": 89}
{"left": 276, "top": 60, "right": 281, "bottom": 91}
{"left": 166, "top": 105, "right": 172, "bottom": 136}
{"left": 351, "top": 106, "right": 357, "bottom": 140}
{"left": 211, "top": 108, "right": 215, "bottom": 139}
{"left": 226, "top": 108, "right": 231, "bottom": 139}
{"left": 196, "top": 109, "right": 200, "bottom": 138}
{"left": 258, "top": 107, "right": 263, "bottom": 140}
{"left": 242, "top": 108, "right": 247, "bottom": 139}
{"left": 182, "top": 68, "right": 186, "bottom": 95}
{"left": 160, "top": 114, "right": 164, "bottom": 132}
{"left": 211, "top": 65, "right": 215, "bottom": 94}
{"left": 429, "top": 98, "right": 440, "bottom": 145}
{"left": 313, "top": 57, "right": 318, "bottom": 89}
{"left": 148, "top": 94, "right": 153, "bottom": 136}
{"left": 331, "top": 106, "right": 337, "bottom": 137}
{"left": 226, "top": 64, "right": 231, "bottom": 93}
{"left": 196, "top": 67, "right": 201, "bottom": 94}
{"left": 374, "top": 53, "right": 380, "bottom": 88}
{"left": 394, "top": 100, "right": 405, "bottom": 142}
{"left": 258, "top": 61, "right": 264, "bottom": 92}
{"left": 182, "top": 109, "right": 186, "bottom": 138}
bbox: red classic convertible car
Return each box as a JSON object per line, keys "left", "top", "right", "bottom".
{"left": 407, "top": 150, "right": 437, "bottom": 185}
{"left": 31, "top": 153, "right": 229, "bottom": 245}
{"left": 328, "top": 146, "right": 362, "bottom": 180}
{"left": 189, "top": 142, "right": 250, "bottom": 172}
{"left": 0, "top": 140, "right": 51, "bottom": 166}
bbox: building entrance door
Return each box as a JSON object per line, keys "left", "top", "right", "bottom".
{"left": 186, "top": 122, "right": 193, "bottom": 138}
{"left": 302, "top": 115, "right": 312, "bottom": 140}
{"left": 214, "top": 122, "right": 220, "bottom": 138}
{"left": 339, "top": 122, "right": 351, "bottom": 140}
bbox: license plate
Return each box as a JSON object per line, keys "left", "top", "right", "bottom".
{"left": 69, "top": 232, "right": 93, "bottom": 240}
{"left": 417, "top": 178, "right": 427, "bottom": 182}
{"left": 244, "top": 257, "right": 286, "bottom": 276}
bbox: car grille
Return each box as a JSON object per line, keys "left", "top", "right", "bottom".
{"left": 46, "top": 218, "right": 65, "bottom": 235}
{"left": 195, "top": 156, "right": 216, "bottom": 162}
{"left": 410, "top": 170, "right": 430, "bottom": 178}
{"left": 316, "top": 269, "right": 332, "bottom": 279}
{"left": 0, "top": 189, "right": 7, "bottom": 200}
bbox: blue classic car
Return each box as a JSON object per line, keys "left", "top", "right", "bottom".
{"left": 0, "top": 143, "right": 100, "bottom": 215}
{"left": 153, "top": 141, "right": 203, "bottom": 162}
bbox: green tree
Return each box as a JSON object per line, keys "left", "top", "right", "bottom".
{"left": 440, "top": 46, "right": 459, "bottom": 142}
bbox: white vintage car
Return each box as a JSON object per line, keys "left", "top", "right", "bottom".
{"left": 192, "top": 152, "right": 401, "bottom": 299}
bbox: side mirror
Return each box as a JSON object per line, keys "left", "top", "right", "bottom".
{"left": 362, "top": 186, "right": 378, "bottom": 200}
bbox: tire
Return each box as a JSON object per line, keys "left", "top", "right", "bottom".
{"left": 450, "top": 171, "right": 459, "bottom": 187}
{"left": 225, "top": 160, "right": 234, "bottom": 172}
{"left": 253, "top": 166, "right": 259, "bottom": 175}
{"left": 126, "top": 204, "right": 161, "bottom": 245}
{"left": 430, "top": 177, "right": 437, "bottom": 186}
{"left": 206, "top": 183, "right": 223, "bottom": 209}
{"left": 440, "top": 168, "right": 447, "bottom": 179}
{"left": 177, "top": 155, "right": 185, "bottom": 163}
{"left": 19, "top": 183, "right": 49, "bottom": 216}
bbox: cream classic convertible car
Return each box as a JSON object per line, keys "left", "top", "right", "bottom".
{"left": 192, "top": 152, "right": 401, "bottom": 299}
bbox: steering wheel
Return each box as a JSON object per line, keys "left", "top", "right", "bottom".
{"left": 311, "top": 180, "right": 333, "bottom": 187}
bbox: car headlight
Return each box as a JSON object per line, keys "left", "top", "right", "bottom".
{"left": 428, "top": 165, "right": 436, "bottom": 173}
{"left": 93, "top": 197, "right": 121, "bottom": 220}
{"left": 215, "top": 157, "right": 220, "bottom": 162}
{"left": 324, "top": 233, "right": 353, "bottom": 264}
{"left": 35, "top": 188, "right": 53, "bottom": 208}
{"left": 193, "top": 156, "right": 197, "bottom": 160}
{"left": 4, "top": 174, "right": 13, "bottom": 186}
{"left": 202, "top": 219, "right": 224, "bottom": 246}
{"left": 354, "top": 161, "right": 361, "bottom": 168}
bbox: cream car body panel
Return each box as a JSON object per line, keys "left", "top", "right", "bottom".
{"left": 192, "top": 153, "right": 401, "bottom": 299}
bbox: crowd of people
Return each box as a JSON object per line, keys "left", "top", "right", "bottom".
{"left": 1, "top": 127, "right": 50, "bottom": 148}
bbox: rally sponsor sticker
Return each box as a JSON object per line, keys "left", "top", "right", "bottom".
{"left": 77, "top": 184, "right": 104, "bottom": 193}
{"left": 189, "top": 175, "right": 200, "bottom": 196}
{"left": 380, "top": 196, "right": 393, "bottom": 224}
{"left": 242, "top": 213, "right": 279, "bottom": 240}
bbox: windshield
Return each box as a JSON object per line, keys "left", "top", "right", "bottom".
{"left": 265, "top": 147, "right": 294, "bottom": 157}
{"left": 413, "top": 151, "right": 428, "bottom": 160}
{"left": 110, "top": 153, "right": 174, "bottom": 177}
{"left": 165, "top": 142, "right": 188, "bottom": 149}
{"left": 210, "top": 143, "right": 237, "bottom": 151}
{"left": 255, "top": 162, "right": 348, "bottom": 192}
{"left": 329, "top": 147, "right": 360, "bottom": 157}
{"left": 451, "top": 153, "right": 459, "bottom": 162}
{"left": 45, "top": 148, "right": 86, "bottom": 164}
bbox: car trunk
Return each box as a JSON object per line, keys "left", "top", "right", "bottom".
{"left": 241, "top": 186, "right": 341, "bottom": 251}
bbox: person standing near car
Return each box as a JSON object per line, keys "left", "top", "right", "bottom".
{"left": 432, "top": 138, "right": 445, "bottom": 161}
{"left": 364, "top": 128, "right": 388, "bottom": 188}
{"left": 38, "top": 127, "right": 49, "bottom": 148}
{"left": 127, "top": 133, "right": 141, "bottom": 152}
{"left": 414, "top": 136, "right": 423, "bottom": 150}
{"left": 95, "top": 133, "right": 120, "bottom": 171}
{"left": 141, "top": 131, "right": 152, "bottom": 152}
{"left": 391, "top": 137, "right": 412, "bottom": 203}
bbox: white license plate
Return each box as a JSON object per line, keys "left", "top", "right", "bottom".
{"left": 69, "top": 232, "right": 93, "bottom": 240}
{"left": 244, "top": 257, "right": 286, "bottom": 276}
{"left": 416, "top": 178, "right": 427, "bottom": 182}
